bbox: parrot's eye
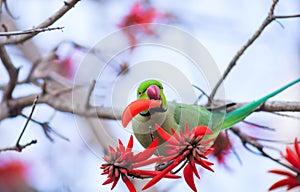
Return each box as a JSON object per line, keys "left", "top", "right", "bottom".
{"left": 138, "top": 91, "right": 143, "bottom": 96}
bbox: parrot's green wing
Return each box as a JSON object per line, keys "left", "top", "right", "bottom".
{"left": 172, "top": 102, "right": 211, "bottom": 128}
{"left": 221, "top": 78, "right": 300, "bottom": 130}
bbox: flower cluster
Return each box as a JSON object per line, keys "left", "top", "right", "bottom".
{"left": 100, "top": 123, "right": 215, "bottom": 192}
{"left": 269, "top": 138, "right": 300, "bottom": 191}
{"left": 143, "top": 123, "right": 214, "bottom": 192}
{"left": 101, "top": 136, "right": 180, "bottom": 191}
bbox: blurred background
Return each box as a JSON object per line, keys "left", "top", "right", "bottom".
{"left": 0, "top": 0, "right": 299, "bottom": 191}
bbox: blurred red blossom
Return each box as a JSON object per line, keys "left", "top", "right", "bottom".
{"left": 118, "top": 1, "right": 170, "bottom": 50}
{"left": 143, "top": 123, "right": 214, "bottom": 192}
{"left": 54, "top": 56, "right": 74, "bottom": 79}
{"left": 0, "top": 159, "right": 34, "bottom": 192}
{"left": 53, "top": 42, "right": 84, "bottom": 79}
{"left": 100, "top": 135, "right": 180, "bottom": 192}
{"left": 268, "top": 138, "right": 300, "bottom": 191}
{"left": 211, "top": 131, "right": 232, "bottom": 166}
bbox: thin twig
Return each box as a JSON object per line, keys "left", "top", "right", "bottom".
{"left": 270, "top": 112, "right": 300, "bottom": 120}
{"left": 16, "top": 96, "right": 38, "bottom": 145}
{"left": 230, "top": 127, "right": 298, "bottom": 173}
{"left": 273, "top": 14, "right": 300, "bottom": 19}
{"left": 0, "top": 96, "right": 38, "bottom": 153}
{"left": 0, "top": 0, "right": 80, "bottom": 45}
{"left": 0, "top": 26, "right": 64, "bottom": 36}
{"left": 225, "top": 130, "right": 243, "bottom": 165}
{"left": 2, "top": 0, "right": 17, "bottom": 19}
{"left": 0, "top": 140, "right": 37, "bottom": 153}
{"left": 242, "top": 120, "right": 275, "bottom": 131}
{"left": 209, "top": 0, "right": 279, "bottom": 100}
{"left": 20, "top": 113, "right": 69, "bottom": 142}
{"left": 210, "top": 10, "right": 300, "bottom": 101}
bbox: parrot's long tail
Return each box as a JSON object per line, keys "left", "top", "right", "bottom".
{"left": 221, "top": 78, "right": 300, "bottom": 130}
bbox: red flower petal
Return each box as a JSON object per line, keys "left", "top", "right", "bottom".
{"left": 194, "top": 126, "right": 213, "bottom": 136}
{"left": 126, "top": 135, "right": 134, "bottom": 152}
{"left": 287, "top": 182, "right": 300, "bottom": 190}
{"left": 195, "top": 159, "right": 214, "bottom": 172}
{"left": 183, "top": 163, "right": 197, "bottom": 192}
{"left": 121, "top": 175, "right": 137, "bottom": 192}
{"left": 132, "top": 156, "right": 162, "bottom": 168}
{"left": 269, "top": 177, "right": 299, "bottom": 191}
{"left": 171, "top": 128, "right": 180, "bottom": 141}
{"left": 109, "top": 145, "right": 115, "bottom": 152}
{"left": 130, "top": 169, "right": 181, "bottom": 179}
{"left": 294, "top": 138, "right": 300, "bottom": 161}
{"left": 143, "top": 153, "right": 186, "bottom": 190}
{"left": 118, "top": 139, "right": 125, "bottom": 152}
{"left": 184, "top": 122, "right": 189, "bottom": 133}
{"left": 285, "top": 147, "right": 300, "bottom": 168}
{"left": 102, "top": 178, "right": 113, "bottom": 185}
{"left": 155, "top": 124, "right": 179, "bottom": 145}
{"left": 133, "top": 138, "right": 158, "bottom": 162}
{"left": 111, "top": 174, "right": 120, "bottom": 190}
{"left": 189, "top": 157, "right": 200, "bottom": 179}
{"left": 164, "top": 149, "right": 177, "bottom": 155}
{"left": 161, "top": 154, "right": 178, "bottom": 162}
{"left": 269, "top": 170, "right": 296, "bottom": 177}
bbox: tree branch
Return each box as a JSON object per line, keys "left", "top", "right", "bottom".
{"left": 0, "top": 96, "right": 38, "bottom": 153}
{"left": 209, "top": 0, "right": 281, "bottom": 100}
{"left": 230, "top": 127, "right": 298, "bottom": 173}
{"left": 0, "top": 26, "right": 64, "bottom": 36}
{"left": 0, "top": 93, "right": 122, "bottom": 121}
{"left": 0, "top": 0, "right": 80, "bottom": 45}
{"left": 85, "top": 79, "right": 96, "bottom": 109}
{"left": 0, "top": 45, "right": 18, "bottom": 102}
{"left": 273, "top": 14, "right": 300, "bottom": 19}
{"left": 226, "top": 101, "right": 300, "bottom": 112}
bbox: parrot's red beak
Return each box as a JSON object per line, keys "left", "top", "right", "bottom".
{"left": 122, "top": 99, "right": 162, "bottom": 127}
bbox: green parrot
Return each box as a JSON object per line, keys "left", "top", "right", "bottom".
{"left": 122, "top": 78, "right": 300, "bottom": 154}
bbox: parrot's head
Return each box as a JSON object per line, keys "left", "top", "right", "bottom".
{"left": 122, "top": 80, "right": 167, "bottom": 127}
{"left": 137, "top": 80, "right": 167, "bottom": 108}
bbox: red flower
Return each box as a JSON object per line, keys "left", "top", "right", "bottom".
{"left": 143, "top": 123, "right": 214, "bottom": 192}
{"left": 269, "top": 138, "right": 300, "bottom": 191}
{"left": 119, "top": 2, "right": 162, "bottom": 29}
{"left": 100, "top": 135, "right": 180, "bottom": 192}
{"left": 55, "top": 56, "right": 74, "bottom": 78}
{"left": 211, "top": 131, "right": 232, "bottom": 165}
{"left": 118, "top": 2, "right": 168, "bottom": 50}
{"left": 0, "top": 159, "right": 32, "bottom": 191}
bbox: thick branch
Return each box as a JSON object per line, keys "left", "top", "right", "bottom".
{"left": 1, "top": 90, "right": 299, "bottom": 123}
{"left": 0, "top": 0, "right": 80, "bottom": 45}
{"left": 0, "top": 93, "right": 122, "bottom": 121}
{"left": 227, "top": 101, "right": 300, "bottom": 112}
{"left": 0, "top": 45, "right": 18, "bottom": 102}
